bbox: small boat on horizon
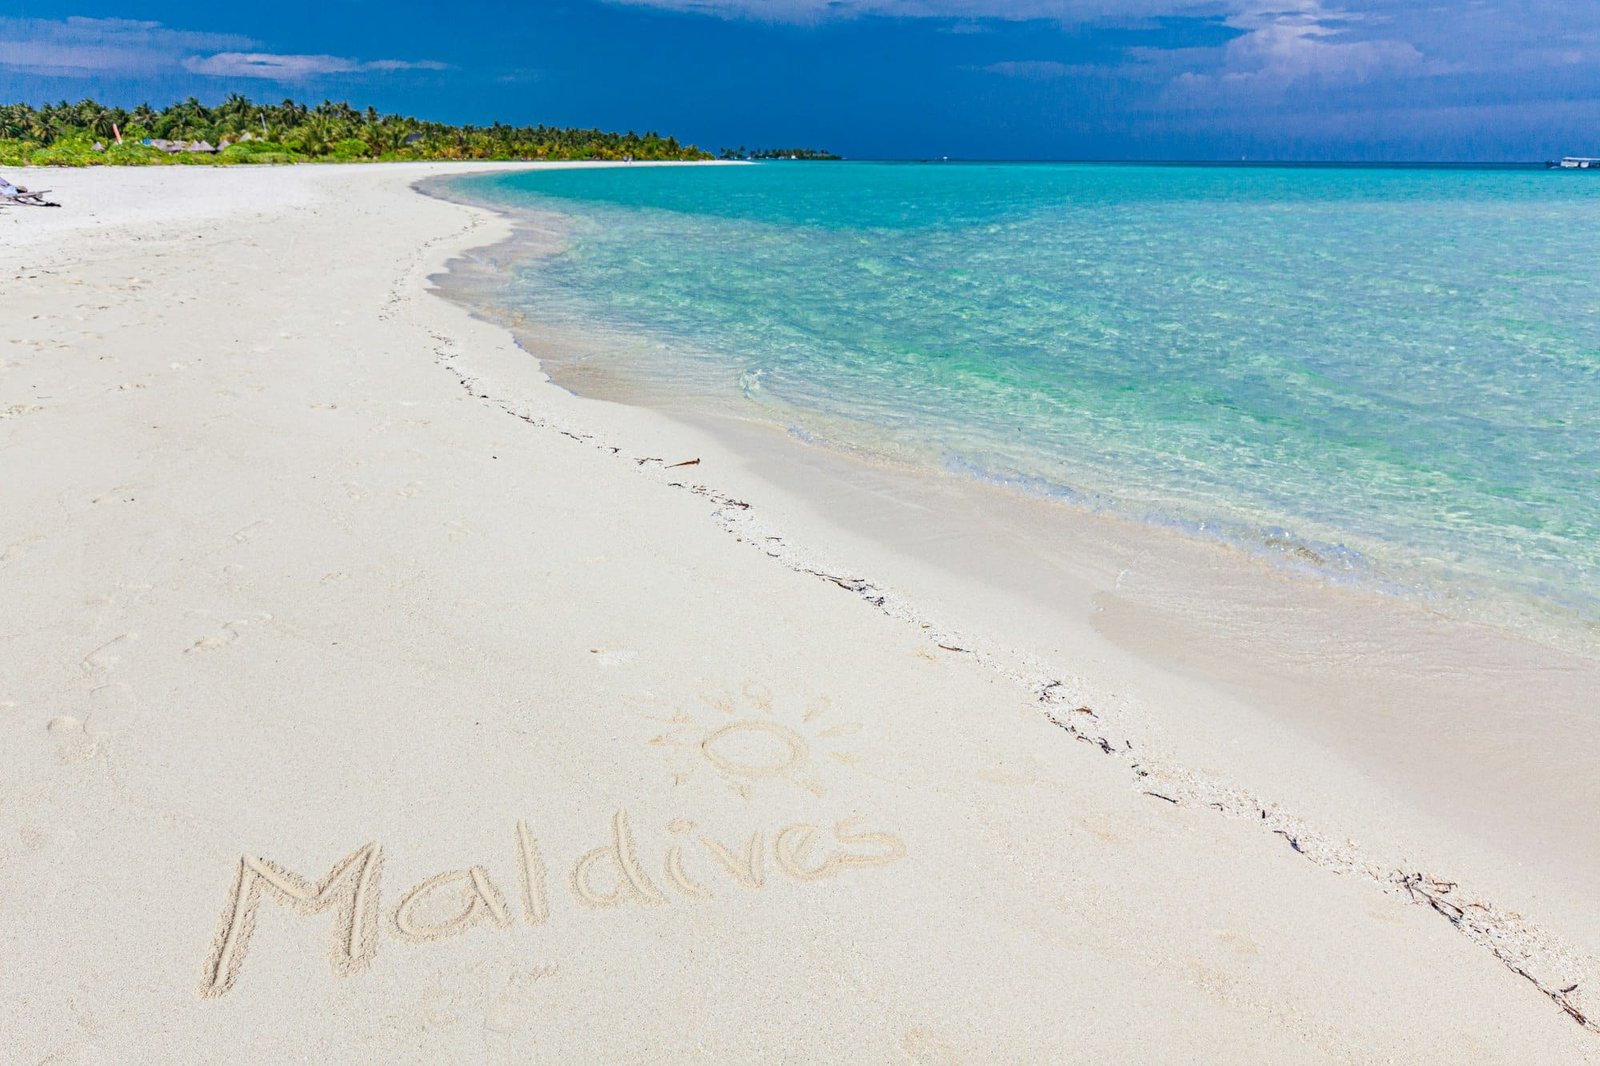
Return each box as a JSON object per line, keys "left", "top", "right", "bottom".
{"left": 1547, "top": 156, "right": 1600, "bottom": 169}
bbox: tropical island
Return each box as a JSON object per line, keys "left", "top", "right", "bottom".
{"left": 718, "top": 146, "right": 843, "bottom": 160}
{"left": 0, "top": 95, "right": 713, "bottom": 166}
{"left": 0, "top": 97, "right": 844, "bottom": 168}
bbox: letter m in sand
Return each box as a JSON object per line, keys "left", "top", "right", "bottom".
{"left": 200, "top": 843, "right": 383, "bottom": 998}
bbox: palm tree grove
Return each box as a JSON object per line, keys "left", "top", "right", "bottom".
{"left": 0, "top": 95, "right": 716, "bottom": 165}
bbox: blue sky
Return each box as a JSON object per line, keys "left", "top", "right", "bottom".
{"left": 2, "top": 1, "right": 1597, "bottom": 160}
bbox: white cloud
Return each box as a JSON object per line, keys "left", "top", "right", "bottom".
{"left": 981, "top": 60, "right": 1105, "bottom": 79}
{"left": 1166, "top": 0, "right": 1431, "bottom": 98}
{"left": 182, "top": 53, "right": 449, "bottom": 79}
{"left": 365, "top": 59, "right": 452, "bottom": 72}
{"left": 1222, "top": 2, "right": 1419, "bottom": 83}
{"left": 605, "top": 0, "right": 1218, "bottom": 24}
{"left": 0, "top": 16, "right": 250, "bottom": 76}
{"left": 0, "top": 16, "right": 444, "bottom": 81}
{"left": 971, "top": 1, "right": 1434, "bottom": 98}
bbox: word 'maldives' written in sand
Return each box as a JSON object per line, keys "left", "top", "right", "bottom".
{"left": 200, "top": 811, "right": 905, "bottom": 997}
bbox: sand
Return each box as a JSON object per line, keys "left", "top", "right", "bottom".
{"left": 3, "top": 162, "right": 1598, "bottom": 1063}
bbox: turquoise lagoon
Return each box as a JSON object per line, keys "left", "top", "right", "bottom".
{"left": 444, "top": 163, "right": 1600, "bottom": 642}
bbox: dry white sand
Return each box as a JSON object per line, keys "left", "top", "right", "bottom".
{"left": 3, "top": 162, "right": 1598, "bottom": 1063}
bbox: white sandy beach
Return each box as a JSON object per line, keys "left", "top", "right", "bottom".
{"left": 4, "top": 162, "right": 1599, "bottom": 1063}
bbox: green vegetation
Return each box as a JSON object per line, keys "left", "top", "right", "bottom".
{"left": 0, "top": 96, "right": 713, "bottom": 167}
{"left": 719, "top": 146, "right": 843, "bottom": 161}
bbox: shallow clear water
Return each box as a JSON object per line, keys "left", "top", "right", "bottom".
{"left": 446, "top": 163, "right": 1600, "bottom": 638}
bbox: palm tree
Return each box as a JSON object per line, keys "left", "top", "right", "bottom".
{"left": 288, "top": 114, "right": 337, "bottom": 155}
{"left": 74, "top": 98, "right": 119, "bottom": 140}
{"left": 214, "top": 93, "right": 254, "bottom": 137}
{"left": 27, "top": 105, "right": 59, "bottom": 145}
{"left": 0, "top": 104, "right": 29, "bottom": 140}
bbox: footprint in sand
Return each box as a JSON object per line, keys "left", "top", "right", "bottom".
{"left": 482, "top": 965, "right": 560, "bottom": 1034}
{"left": 396, "top": 481, "right": 426, "bottom": 498}
{"left": 0, "top": 403, "right": 43, "bottom": 421}
{"left": 46, "top": 715, "right": 111, "bottom": 765}
{"left": 79, "top": 633, "right": 133, "bottom": 677}
{"left": 18, "top": 822, "right": 78, "bottom": 853}
{"left": 185, "top": 628, "right": 240, "bottom": 653}
{"left": 231, "top": 520, "right": 266, "bottom": 544}
{"left": 411, "top": 959, "right": 555, "bottom": 1032}
{"left": 1213, "top": 929, "right": 1261, "bottom": 956}
{"left": 1, "top": 534, "right": 45, "bottom": 565}
{"left": 184, "top": 615, "right": 272, "bottom": 654}
{"left": 902, "top": 1029, "right": 961, "bottom": 1065}
{"left": 37, "top": 1041, "right": 111, "bottom": 1066}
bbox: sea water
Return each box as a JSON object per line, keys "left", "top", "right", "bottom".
{"left": 443, "top": 163, "right": 1600, "bottom": 644}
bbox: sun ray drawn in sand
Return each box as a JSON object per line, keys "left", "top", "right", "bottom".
{"left": 640, "top": 682, "right": 864, "bottom": 800}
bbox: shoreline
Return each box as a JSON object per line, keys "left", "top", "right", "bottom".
{"left": 422, "top": 171, "right": 1600, "bottom": 660}
{"left": 4, "top": 162, "right": 1598, "bottom": 1061}
{"left": 424, "top": 174, "right": 1600, "bottom": 899}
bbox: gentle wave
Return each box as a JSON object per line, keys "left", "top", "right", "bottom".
{"left": 438, "top": 163, "right": 1600, "bottom": 650}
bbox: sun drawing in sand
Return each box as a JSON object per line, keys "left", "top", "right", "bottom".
{"left": 643, "top": 682, "right": 864, "bottom": 799}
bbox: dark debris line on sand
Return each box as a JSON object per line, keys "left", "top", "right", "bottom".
{"left": 425, "top": 319, "right": 1600, "bottom": 1038}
